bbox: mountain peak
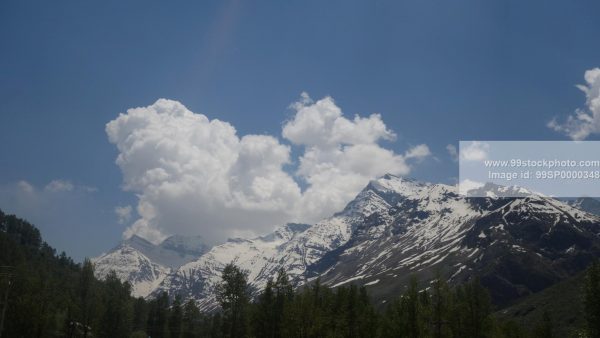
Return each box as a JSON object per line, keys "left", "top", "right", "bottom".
{"left": 381, "top": 173, "right": 401, "bottom": 180}
{"left": 119, "top": 234, "right": 156, "bottom": 253}
{"left": 124, "top": 234, "right": 152, "bottom": 244}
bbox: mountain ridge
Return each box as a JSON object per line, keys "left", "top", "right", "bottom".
{"left": 93, "top": 233, "right": 210, "bottom": 297}
{"left": 94, "top": 174, "right": 600, "bottom": 309}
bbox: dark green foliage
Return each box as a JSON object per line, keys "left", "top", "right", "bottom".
{"left": 379, "top": 277, "right": 429, "bottom": 338}
{"left": 251, "top": 278, "right": 276, "bottom": 337}
{"left": 497, "top": 320, "right": 528, "bottom": 338}
{"left": 450, "top": 277, "right": 492, "bottom": 338}
{"left": 215, "top": 263, "right": 250, "bottom": 338}
{"left": 169, "top": 295, "right": 184, "bottom": 338}
{"left": 182, "top": 299, "right": 201, "bottom": 338}
{"left": 98, "top": 271, "right": 133, "bottom": 338}
{"left": 495, "top": 270, "right": 586, "bottom": 338}
{"left": 78, "top": 259, "right": 97, "bottom": 337}
{"left": 530, "top": 311, "right": 553, "bottom": 338}
{"left": 0, "top": 209, "right": 92, "bottom": 337}
{"left": 272, "top": 279, "right": 378, "bottom": 338}
{"left": 209, "top": 312, "right": 224, "bottom": 338}
{"left": 585, "top": 261, "right": 600, "bottom": 338}
{"left": 147, "top": 291, "right": 170, "bottom": 338}
{"left": 430, "top": 274, "right": 451, "bottom": 338}
{"left": 132, "top": 297, "right": 149, "bottom": 333}
{"left": 251, "top": 268, "right": 294, "bottom": 338}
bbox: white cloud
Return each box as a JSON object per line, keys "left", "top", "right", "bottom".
{"left": 45, "top": 180, "right": 74, "bottom": 192}
{"left": 106, "top": 95, "right": 430, "bottom": 244}
{"left": 283, "top": 95, "right": 396, "bottom": 147}
{"left": 446, "top": 144, "right": 458, "bottom": 162}
{"left": 17, "top": 180, "right": 34, "bottom": 193}
{"left": 460, "top": 141, "right": 490, "bottom": 162}
{"left": 14, "top": 179, "right": 93, "bottom": 194}
{"left": 548, "top": 68, "right": 600, "bottom": 140}
{"left": 115, "top": 205, "right": 133, "bottom": 224}
{"left": 404, "top": 144, "right": 431, "bottom": 160}
{"left": 283, "top": 95, "right": 430, "bottom": 221}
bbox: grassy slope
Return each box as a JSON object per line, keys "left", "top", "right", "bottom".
{"left": 495, "top": 271, "right": 586, "bottom": 337}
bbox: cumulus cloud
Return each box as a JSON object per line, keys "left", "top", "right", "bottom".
{"left": 548, "top": 68, "right": 600, "bottom": 140}
{"left": 282, "top": 94, "right": 396, "bottom": 147}
{"left": 460, "top": 141, "right": 490, "bottom": 162}
{"left": 106, "top": 95, "right": 431, "bottom": 244}
{"left": 284, "top": 95, "right": 429, "bottom": 220}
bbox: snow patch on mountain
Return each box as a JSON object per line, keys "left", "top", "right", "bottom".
{"left": 93, "top": 234, "right": 210, "bottom": 297}
{"left": 93, "top": 243, "right": 171, "bottom": 297}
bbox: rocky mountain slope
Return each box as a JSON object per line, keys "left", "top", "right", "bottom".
{"left": 95, "top": 174, "right": 600, "bottom": 309}
{"left": 308, "top": 177, "right": 600, "bottom": 307}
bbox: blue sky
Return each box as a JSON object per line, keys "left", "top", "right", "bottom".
{"left": 1, "top": 0, "right": 600, "bottom": 261}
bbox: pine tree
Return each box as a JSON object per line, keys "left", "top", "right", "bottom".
{"left": 253, "top": 278, "right": 275, "bottom": 337}
{"left": 456, "top": 277, "right": 491, "bottom": 338}
{"left": 169, "top": 295, "right": 183, "bottom": 338}
{"left": 356, "top": 286, "right": 378, "bottom": 338}
{"left": 98, "top": 271, "right": 133, "bottom": 338}
{"left": 147, "top": 292, "right": 170, "bottom": 338}
{"left": 430, "top": 274, "right": 451, "bottom": 338}
{"left": 403, "top": 276, "right": 426, "bottom": 338}
{"left": 78, "top": 259, "right": 97, "bottom": 338}
{"left": 132, "top": 297, "right": 149, "bottom": 334}
{"left": 209, "top": 312, "right": 224, "bottom": 338}
{"left": 182, "top": 299, "right": 201, "bottom": 338}
{"left": 379, "top": 296, "right": 405, "bottom": 337}
{"left": 216, "top": 263, "right": 249, "bottom": 338}
{"left": 273, "top": 268, "right": 293, "bottom": 337}
{"left": 345, "top": 285, "right": 359, "bottom": 338}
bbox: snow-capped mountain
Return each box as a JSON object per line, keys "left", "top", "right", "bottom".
{"left": 93, "top": 234, "right": 209, "bottom": 297}
{"left": 308, "top": 176, "right": 600, "bottom": 306}
{"left": 96, "top": 174, "right": 600, "bottom": 309}
{"left": 151, "top": 223, "right": 313, "bottom": 310}
{"left": 151, "top": 205, "right": 372, "bottom": 311}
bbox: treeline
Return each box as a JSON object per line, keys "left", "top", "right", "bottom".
{"left": 2, "top": 209, "right": 600, "bottom": 337}
{"left": 0, "top": 210, "right": 134, "bottom": 337}
{"left": 187, "top": 266, "right": 543, "bottom": 338}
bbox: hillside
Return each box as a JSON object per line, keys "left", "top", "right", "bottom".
{"left": 496, "top": 271, "right": 586, "bottom": 337}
